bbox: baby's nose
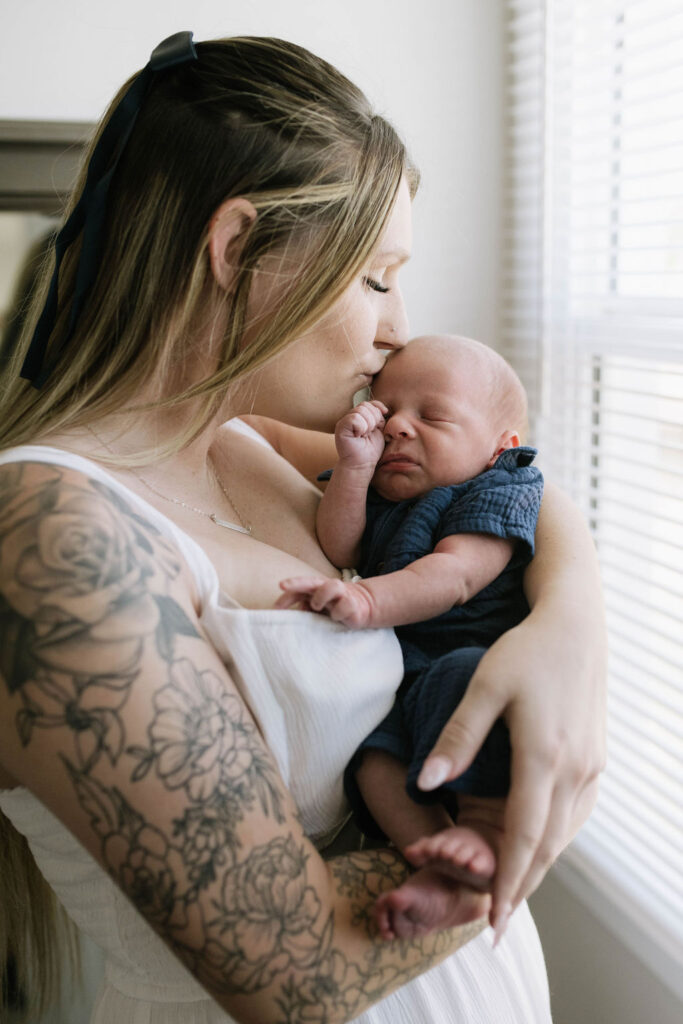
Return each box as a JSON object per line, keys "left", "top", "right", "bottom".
{"left": 384, "top": 412, "right": 413, "bottom": 439}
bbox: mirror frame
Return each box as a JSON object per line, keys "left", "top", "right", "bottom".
{"left": 0, "top": 119, "right": 93, "bottom": 214}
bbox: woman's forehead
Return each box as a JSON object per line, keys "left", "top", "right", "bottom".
{"left": 375, "top": 178, "right": 413, "bottom": 263}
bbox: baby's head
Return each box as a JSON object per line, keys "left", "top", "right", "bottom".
{"left": 370, "top": 334, "right": 528, "bottom": 501}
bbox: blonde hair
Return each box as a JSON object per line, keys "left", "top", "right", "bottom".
{"left": 0, "top": 813, "right": 81, "bottom": 1018}
{"left": 0, "top": 35, "right": 417, "bottom": 1014}
{"left": 0, "top": 36, "right": 417, "bottom": 462}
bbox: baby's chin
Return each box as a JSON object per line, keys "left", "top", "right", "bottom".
{"left": 371, "top": 472, "right": 427, "bottom": 503}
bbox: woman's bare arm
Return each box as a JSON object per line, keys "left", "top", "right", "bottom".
{"left": 240, "top": 416, "right": 337, "bottom": 488}
{"left": 0, "top": 462, "right": 486, "bottom": 1024}
{"left": 419, "top": 481, "right": 606, "bottom": 936}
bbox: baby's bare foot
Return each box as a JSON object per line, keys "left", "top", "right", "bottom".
{"left": 373, "top": 796, "right": 506, "bottom": 941}
{"left": 374, "top": 852, "right": 491, "bottom": 940}
{"left": 404, "top": 824, "right": 497, "bottom": 885}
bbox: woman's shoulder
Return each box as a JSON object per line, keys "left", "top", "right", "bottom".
{"left": 0, "top": 452, "right": 203, "bottom": 619}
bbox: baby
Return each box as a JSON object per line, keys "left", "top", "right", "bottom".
{"left": 277, "top": 335, "right": 543, "bottom": 940}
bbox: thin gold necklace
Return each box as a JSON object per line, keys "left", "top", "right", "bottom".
{"left": 87, "top": 426, "right": 252, "bottom": 535}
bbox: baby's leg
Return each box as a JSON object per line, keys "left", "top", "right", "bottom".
{"left": 357, "top": 750, "right": 494, "bottom": 940}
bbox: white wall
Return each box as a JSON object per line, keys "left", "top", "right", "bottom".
{"left": 0, "top": 0, "right": 504, "bottom": 346}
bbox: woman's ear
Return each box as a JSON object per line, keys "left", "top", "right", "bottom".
{"left": 208, "top": 198, "right": 258, "bottom": 291}
{"left": 487, "top": 430, "right": 520, "bottom": 467}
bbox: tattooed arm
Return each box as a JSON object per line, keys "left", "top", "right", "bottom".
{"left": 0, "top": 462, "right": 486, "bottom": 1024}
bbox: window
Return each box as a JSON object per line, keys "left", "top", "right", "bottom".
{"left": 503, "top": 0, "right": 683, "bottom": 998}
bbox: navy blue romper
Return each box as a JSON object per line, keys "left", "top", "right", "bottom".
{"left": 339, "top": 446, "right": 543, "bottom": 839}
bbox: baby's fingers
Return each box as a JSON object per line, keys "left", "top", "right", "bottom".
{"left": 279, "top": 576, "right": 326, "bottom": 593}
{"left": 274, "top": 592, "right": 316, "bottom": 610}
{"left": 275, "top": 576, "right": 326, "bottom": 610}
{"left": 355, "top": 399, "right": 388, "bottom": 419}
{"left": 348, "top": 401, "right": 386, "bottom": 435}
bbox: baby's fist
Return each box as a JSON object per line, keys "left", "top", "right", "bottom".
{"left": 335, "top": 400, "right": 388, "bottom": 466}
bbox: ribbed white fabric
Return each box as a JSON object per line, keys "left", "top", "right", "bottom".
{"left": 0, "top": 441, "right": 552, "bottom": 1024}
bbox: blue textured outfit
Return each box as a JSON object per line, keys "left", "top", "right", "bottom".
{"left": 341, "top": 446, "right": 544, "bottom": 838}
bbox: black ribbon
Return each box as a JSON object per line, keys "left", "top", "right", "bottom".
{"left": 20, "top": 31, "right": 198, "bottom": 388}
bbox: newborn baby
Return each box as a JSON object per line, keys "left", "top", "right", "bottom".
{"left": 278, "top": 335, "right": 543, "bottom": 940}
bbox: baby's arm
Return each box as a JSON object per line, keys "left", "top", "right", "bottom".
{"left": 316, "top": 401, "right": 387, "bottom": 568}
{"left": 277, "top": 532, "right": 515, "bottom": 628}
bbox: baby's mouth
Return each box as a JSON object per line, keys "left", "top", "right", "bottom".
{"left": 379, "top": 452, "right": 418, "bottom": 469}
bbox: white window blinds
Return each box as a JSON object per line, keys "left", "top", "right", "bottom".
{"left": 502, "top": 0, "right": 683, "bottom": 997}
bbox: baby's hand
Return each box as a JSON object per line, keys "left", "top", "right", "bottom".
{"left": 275, "top": 576, "right": 374, "bottom": 629}
{"left": 335, "top": 400, "right": 388, "bottom": 469}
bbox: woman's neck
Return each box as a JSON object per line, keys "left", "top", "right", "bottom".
{"left": 41, "top": 395, "right": 239, "bottom": 469}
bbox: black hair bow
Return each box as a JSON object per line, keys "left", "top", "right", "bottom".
{"left": 20, "top": 31, "right": 197, "bottom": 388}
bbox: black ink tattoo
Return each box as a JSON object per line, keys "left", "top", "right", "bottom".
{"left": 128, "top": 657, "right": 285, "bottom": 889}
{"left": 0, "top": 463, "right": 185, "bottom": 770}
{"left": 331, "top": 850, "right": 410, "bottom": 939}
{"left": 0, "top": 463, "right": 487, "bottom": 1020}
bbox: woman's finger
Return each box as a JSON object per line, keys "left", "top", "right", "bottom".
{"left": 417, "top": 679, "right": 507, "bottom": 791}
{"left": 511, "top": 774, "right": 599, "bottom": 906}
{"left": 490, "top": 749, "right": 555, "bottom": 940}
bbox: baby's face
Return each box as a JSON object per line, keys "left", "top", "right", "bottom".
{"left": 370, "top": 341, "right": 500, "bottom": 502}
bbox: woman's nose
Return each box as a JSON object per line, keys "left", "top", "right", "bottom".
{"left": 376, "top": 288, "right": 410, "bottom": 351}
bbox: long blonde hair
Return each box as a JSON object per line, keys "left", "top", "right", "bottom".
{"left": 0, "top": 34, "right": 417, "bottom": 1015}
{"left": 0, "top": 36, "right": 417, "bottom": 460}
{"left": 0, "top": 815, "right": 81, "bottom": 1019}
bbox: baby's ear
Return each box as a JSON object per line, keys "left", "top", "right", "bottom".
{"left": 487, "top": 430, "right": 520, "bottom": 467}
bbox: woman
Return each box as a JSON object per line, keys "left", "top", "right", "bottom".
{"left": 0, "top": 33, "right": 605, "bottom": 1024}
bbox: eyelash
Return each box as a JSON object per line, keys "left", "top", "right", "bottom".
{"left": 363, "top": 276, "right": 390, "bottom": 294}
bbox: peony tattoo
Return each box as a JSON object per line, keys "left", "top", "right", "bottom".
{"left": 1, "top": 463, "right": 475, "bottom": 1017}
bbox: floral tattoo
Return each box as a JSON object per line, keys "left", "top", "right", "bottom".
{"left": 0, "top": 463, "right": 483, "bottom": 1020}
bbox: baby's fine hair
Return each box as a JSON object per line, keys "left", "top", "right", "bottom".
{"left": 415, "top": 334, "right": 528, "bottom": 442}
{"left": 461, "top": 337, "right": 528, "bottom": 441}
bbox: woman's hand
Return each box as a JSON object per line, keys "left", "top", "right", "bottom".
{"left": 417, "top": 483, "right": 607, "bottom": 939}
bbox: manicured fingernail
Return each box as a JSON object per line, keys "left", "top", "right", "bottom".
{"left": 417, "top": 756, "right": 452, "bottom": 790}
{"left": 492, "top": 903, "right": 512, "bottom": 948}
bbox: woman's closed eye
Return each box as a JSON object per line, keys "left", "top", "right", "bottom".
{"left": 363, "top": 275, "right": 390, "bottom": 294}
